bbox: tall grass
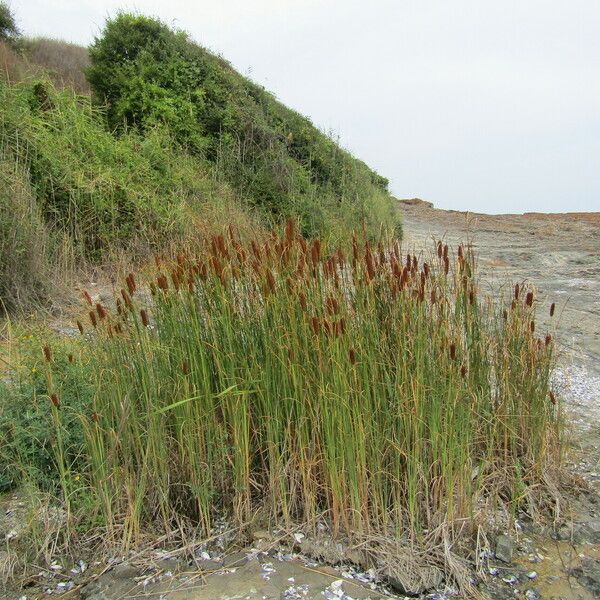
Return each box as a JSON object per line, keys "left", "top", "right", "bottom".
{"left": 37, "top": 222, "right": 561, "bottom": 553}
{"left": 0, "top": 149, "right": 73, "bottom": 313}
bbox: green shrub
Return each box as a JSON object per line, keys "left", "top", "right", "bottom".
{"left": 0, "top": 2, "right": 19, "bottom": 46}
{"left": 87, "top": 13, "right": 401, "bottom": 240}
{"left": 0, "top": 332, "right": 93, "bottom": 492}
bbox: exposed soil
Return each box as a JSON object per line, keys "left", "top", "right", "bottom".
{"left": 2, "top": 204, "right": 599, "bottom": 600}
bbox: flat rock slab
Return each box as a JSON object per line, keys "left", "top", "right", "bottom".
{"left": 78, "top": 556, "right": 389, "bottom": 600}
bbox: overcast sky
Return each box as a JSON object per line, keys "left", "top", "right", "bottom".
{"left": 13, "top": 0, "right": 600, "bottom": 213}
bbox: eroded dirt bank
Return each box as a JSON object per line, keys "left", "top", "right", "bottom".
{"left": 2, "top": 204, "right": 599, "bottom": 599}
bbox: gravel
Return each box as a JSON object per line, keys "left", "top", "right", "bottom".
{"left": 552, "top": 364, "right": 600, "bottom": 429}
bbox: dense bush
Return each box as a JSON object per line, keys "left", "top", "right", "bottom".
{"left": 87, "top": 13, "right": 400, "bottom": 239}
{"left": 0, "top": 333, "right": 93, "bottom": 492}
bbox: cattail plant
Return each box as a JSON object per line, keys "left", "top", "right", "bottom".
{"left": 41, "top": 226, "right": 561, "bottom": 583}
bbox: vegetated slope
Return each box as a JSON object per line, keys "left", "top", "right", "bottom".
{"left": 0, "top": 11, "right": 400, "bottom": 312}
{"left": 0, "top": 42, "right": 259, "bottom": 312}
{"left": 86, "top": 13, "right": 400, "bottom": 240}
{"left": 22, "top": 37, "right": 90, "bottom": 94}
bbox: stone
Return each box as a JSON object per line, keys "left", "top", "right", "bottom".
{"left": 222, "top": 551, "right": 248, "bottom": 569}
{"left": 387, "top": 566, "right": 443, "bottom": 595}
{"left": 111, "top": 561, "right": 138, "bottom": 579}
{"left": 80, "top": 580, "right": 110, "bottom": 599}
{"left": 495, "top": 534, "right": 513, "bottom": 563}
{"left": 197, "top": 559, "right": 223, "bottom": 571}
{"left": 252, "top": 529, "right": 274, "bottom": 542}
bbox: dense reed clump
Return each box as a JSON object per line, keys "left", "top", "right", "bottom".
{"left": 40, "top": 223, "right": 561, "bottom": 556}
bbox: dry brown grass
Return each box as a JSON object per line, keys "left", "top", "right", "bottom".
{"left": 0, "top": 41, "right": 25, "bottom": 82}
{"left": 23, "top": 38, "right": 90, "bottom": 94}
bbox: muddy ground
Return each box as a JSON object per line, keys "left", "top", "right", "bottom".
{"left": 2, "top": 203, "right": 599, "bottom": 599}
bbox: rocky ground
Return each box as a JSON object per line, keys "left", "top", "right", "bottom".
{"left": 2, "top": 203, "right": 599, "bottom": 599}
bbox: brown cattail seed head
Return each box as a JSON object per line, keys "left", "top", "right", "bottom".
{"left": 502, "top": 309, "right": 508, "bottom": 320}
{"left": 91, "top": 411, "right": 99, "bottom": 422}
{"left": 326, "top": 295, "right": 340, "bottom": 315}
{"left": 89, "top": 311, "right": 98, "bottom": 328}
{"left": 449, "top": 343, "right": 456, "bottom": 360}
{"left": 50, "top": 393, "right": 59, "bottom": 407}
{"left": 77, "top": 320, "right": 84, "bottom": 335}
{"left": 121, "top": 288, "right": 132, "bottom": 308}
{"left": 157, "top": 274, "right": 169, "bottom": 291}
{"left": 182, "top": 360, "right": 189, "bottom": 375}
{"left": 545, "top": 334, "right": 552, "bottom": 346}
{"left": 284, "top": 219, "right": 295, "bottom": 244}
{"left": 549, "top": 391, "right": 556, "bottom": 405}
{"left": 68, "top": 353, "right": 73, "bottom": 363}
{"left": 171, "top": 270, "right": 181, "bottom": 292}
{"left": 460, "top": 365, "right": 467, "bottom": 378}
{"left": 299, "top": 291, "right": 307, "bottom": 311}
{"left": 530, "top": 320, "right": 535, "bottom": 334}
{"left": 311, "top": 239, "right": 321, "bottom": 265}
{"left": 349, "top": 346, "right": 356, "bottom": 365}
{"left": 469, "top": 290, "right": 475, "bottom": 305}
{"left": 437, "top": 241, "right": 443, "bottom": 258}
{"left": 126, "top": 273, "right": 136, "bottom": 295}
{"left": 140, "top": 309, "right": 150, "bottom": 328}
{"left": 43, "top": 345, "right": 52, "bottom": 362}
{"left": 443, "top": 256, "right": 449, "bottom": 275}
{"left": 83, "top": 290, "right": 93, "bottom": 306}
{"left": 550, "top": 302, "right": 556, "bottom": 317}
{"left": 311, "top": 316, "right": 320, "bottom": 336}
{"left": 96, "top": 303, "right": 107, "bottom": 320}
{"left": 514, "top": 283, "right": 520, "bottom": 300}
{"left": 525, "top": 291, "right": 534, "bottom": 307}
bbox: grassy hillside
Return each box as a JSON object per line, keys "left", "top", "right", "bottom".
{"left": 0, "top": 11, "right": 400, "bottom": 312}
{"left": 85, "top": 14, "right": 398, "bottom": 239}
